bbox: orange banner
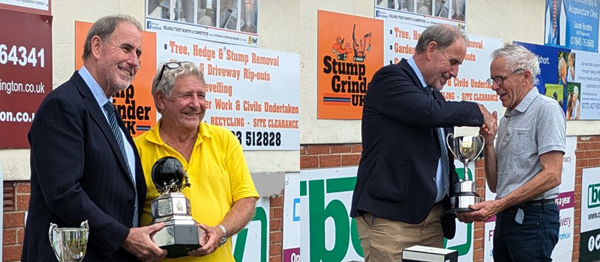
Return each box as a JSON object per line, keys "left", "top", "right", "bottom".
{"left": 317, "top": 10, "right": 383, "bottom": 119}
{"left": 75, "top": 21, "right": 157, "bottom": 137}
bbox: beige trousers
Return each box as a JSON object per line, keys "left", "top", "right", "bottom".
{"left": 355, "top": 203, "right": 445, "bottom": 262}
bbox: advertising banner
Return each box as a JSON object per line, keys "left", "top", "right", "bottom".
{"left": 374, "top": 0, "right": 467, "bottom": 24}
{"left": 544, "top": 0, "right": 599, "bottom": 52}
{"left": 573, "top": 50, "right": 600, "bottom": 119}
{"left": 580, "top": 167, "right": 600, "bottom": 262}
{"left": 447, "top": 160, "right": 475, "bottom": 261}
{"left": 0, "top": 0, "right": 50, "bottom": 15}
{"left": 231, "top": 197, "right": 270, "bottom": 262}
{"left": 381, "top": 17, "right": 503, "bottom": 114}
{"left": 283, "top": 172, "right": 301, "bottom": 262}
{"left": 145, "top": 0, "right": 258, "bottom": 47}
{"left": 518, "top": 41, "right": 600, "bottom": 120}
{"left": 551, "top": 136, "right": 576, "bottom": 261}
{"left": 285, "top": 166, "right": 476, "bottom": 262}
{"left": 484, "top": 137, "right": 577, "bottom": 261}
{"left": 75, "top": 21, "right": 158, "bottom": 137}
{"left": 298, "top": 167, "right": 364, "bottom": 262}
{"left": 155, "top": 33, "right": 300, "bottom": 150}
{"left": 0, "top": 9, "right": 52, "bottom": 148}
{"left": 316, "top": 10, "right": 384, "bottom": 119}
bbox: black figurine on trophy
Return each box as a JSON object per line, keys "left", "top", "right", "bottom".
{"left": 151, "top": 156, "right": 204, "bottom": 257}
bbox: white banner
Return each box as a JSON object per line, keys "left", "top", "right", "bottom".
{"left": 155, "top": 33, "right": 300, "bottom": 150}
{"left": 580, "top": 167, "right": 600, "bottom": 261}
{"left": 449, "top": 160, "right": 475, "bottom": 261}
{"left": 298, "top": 167, "right": 362, "bottom": 262}
{"left": 483, "top": 180, "right": 496, "bottom": 262}
{"left": 285, "top": 166, "right": 475, "bottom": 262}
{"left": 147, "top": 17, "right": 258, "bottom": 47}
{"left": 231, "top": 197, "right": 270, "bottom": 262}
{"left": 374, "top": 7, "right": 465, "bottom": 29}
{"left": 283, "top": 172, "right": 301, "bottom": 262}
{"left": 574, "top": 50, "right": 600, "bottom": 120}
{"left": 552, "top": 136, "right": 577, "bottom": 261}
{"left": 145, "top": 0, "right": 258, "bottom": 47}
{"left": 380, "top": 17, "right": 504, "bottom": 115}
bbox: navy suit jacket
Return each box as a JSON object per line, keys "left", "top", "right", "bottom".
{"left": 350, "top": 59, "right": 483, "bottom": 239}
{"left": 22, "top": 72, "right": 146, "bottom": 261}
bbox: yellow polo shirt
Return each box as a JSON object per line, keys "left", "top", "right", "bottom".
{"left": 134, "top": 121, "right": 259, "bottom": 262}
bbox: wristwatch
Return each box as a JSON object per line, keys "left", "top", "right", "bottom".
{"left": 218, "top": 224, "right": 228, "bottom": 246}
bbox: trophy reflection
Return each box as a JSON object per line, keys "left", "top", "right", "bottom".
{"left": 151, "top": 156, "right": 203, "bottom": 258}
{"left": 48, "top": 220, "right": 89, "bottom": 262}
{"left": 446, "top": 134, "right": 485, "bottom": 212}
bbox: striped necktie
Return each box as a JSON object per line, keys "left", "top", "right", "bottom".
{"left": 103, "top": 101, "right": 138, "bottom": 227}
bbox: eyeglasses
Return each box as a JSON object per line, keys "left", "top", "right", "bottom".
{"left": 487, "top": 69, "right": 524, "bottom": 87}
{"left": 155, "top": 61, "right": 194, "bottom": 87}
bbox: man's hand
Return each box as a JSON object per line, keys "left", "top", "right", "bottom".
{"left": 478, "top": 104, "right": 497, "bottom": 140}
{"left": 122, "top": 222, "right": 167, "bottom": 262}
{"left": 479, "top": 114, "right": 497, "bottom": 145}
{"left": 456, "top": 200, "right": 503, "bottom": 223}
{"left": 188, "top": 224, "right": 225, "bottom": 257}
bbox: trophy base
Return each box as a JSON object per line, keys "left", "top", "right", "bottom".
{"left": 153, "top": 223, "right": 204, "bottom": 258}
{"left": 448, "top": 194, "right": 481, "bottom": 213}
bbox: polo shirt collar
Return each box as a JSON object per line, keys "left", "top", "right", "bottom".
{"left": 145, "top": 120, "right": 213, "bottom": 146}
{"left": 505, "top": 87, "right": 538, "bottom": 117}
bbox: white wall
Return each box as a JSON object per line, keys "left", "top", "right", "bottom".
{"left": 1, "top": 0, "right": 599, "bottom": 180}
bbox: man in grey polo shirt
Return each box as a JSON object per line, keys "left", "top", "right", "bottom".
{"left": 458, "top": 43, "right": 565, "bottom": 261}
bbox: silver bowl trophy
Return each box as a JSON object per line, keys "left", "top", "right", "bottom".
{"left": 48, "top": 220, "right": 89, "bottom": 262}
{"left": 151, "top": 156, "right": 203, "bottom": 258}
{"left": 446, "top": 134, "right": 485, "bottom": 212}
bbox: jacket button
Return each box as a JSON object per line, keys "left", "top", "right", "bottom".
{"left": 432, "top": 177, "right": 437, "bottom": 182}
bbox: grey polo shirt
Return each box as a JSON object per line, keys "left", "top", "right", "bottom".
{"left": 495, "top": 87, "right": 566, "bottom": 200}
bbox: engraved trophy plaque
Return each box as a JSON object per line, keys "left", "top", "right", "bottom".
{"left": 446, "top": 134, "right": 485, "bottom": 212}
{"left": 151, "top": 156, "right": 203, "bottom": 258}
{"left": 48, "top": 220, "right": 89, "bottom": 262}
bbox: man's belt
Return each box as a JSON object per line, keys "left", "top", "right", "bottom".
{"left": 519, "top": 198, "right": 556, "bottom": 207}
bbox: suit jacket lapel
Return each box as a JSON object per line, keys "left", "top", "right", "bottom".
{"left": 71, "top": 72, "right": 133, "bottom": 185}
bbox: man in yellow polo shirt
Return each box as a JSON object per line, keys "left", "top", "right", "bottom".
{"left": 135, "top": 61, "right": 259, "bottom": 261}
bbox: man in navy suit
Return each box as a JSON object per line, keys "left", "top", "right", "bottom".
{"left": 22, "top": 15, "right": 167, "bottom": 261}
{"left": 350, "top": 24, "right": 497, "bottom": 261}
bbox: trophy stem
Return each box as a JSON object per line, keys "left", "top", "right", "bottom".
{"left": 463, "top": 161, "right": 470, "bottom": 181}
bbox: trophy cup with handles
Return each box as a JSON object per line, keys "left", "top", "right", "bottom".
{"left": 48, "top": 220, "right": 89, "bottom": 262}
{"left": 151, "top": 156, "right": 204, "bottom": 257}
{"left": 446, "top": 134, "right": 485, "bottom": 212}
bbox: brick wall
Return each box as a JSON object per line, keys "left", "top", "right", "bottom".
{"left": 5, "top": 137, "right": 600, "bottom": 261}
{"left": 571, "top": 136, "right": 600, "bottom": 261}
{"left": 269, "top": 194, "right": 284, "bottom": 262}
{"left": 3, "top": 181, "right": 28, "bottom": 261}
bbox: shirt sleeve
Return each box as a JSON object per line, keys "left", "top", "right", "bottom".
{"left": 537, "top": 100, "right": 566, "bottom": 155}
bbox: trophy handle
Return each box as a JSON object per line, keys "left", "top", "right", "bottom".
{"left": 48, "top": 223, "right": 57, "bottom": 245}
{"left": 183, "top": 171, "right": 191, "bottom": 189}
{"left": 48, "top": 223, "right": 61, "bottom": 261}
{"left": 80, "top": 220, "right": 89, "bottom": 231}
{"left": 475, "top": 135, "right": 486, "bottom": 159}
{"left": 446, "top": 133, "right": 457, "bottom": 158}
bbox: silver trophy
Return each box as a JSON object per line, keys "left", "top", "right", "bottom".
{"left": 446, "top": 134, "right": 485, "bottom": 212}
{"left": 48, "top": 220, "right": 89, "bottom": 262}
{"left": 151, "top": 156, "right": 203, "bottom": 258}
